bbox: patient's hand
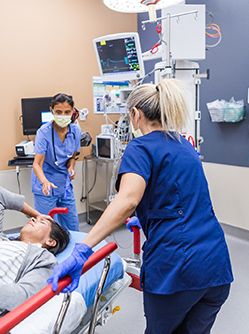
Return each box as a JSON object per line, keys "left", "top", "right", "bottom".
{"left": 47, "top": 243, "right": 93, "bottom": 293}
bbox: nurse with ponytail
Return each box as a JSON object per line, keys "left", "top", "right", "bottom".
{"left": 31, "top": 93, "right": 81, "bottom": 231}
{"left": 48, "top": 80, "right": 233, "bottom": 334}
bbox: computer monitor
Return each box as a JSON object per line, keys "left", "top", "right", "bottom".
{"left": 93, "top": 32, "right": 145, "bottom": 82}
{"left": 96, "top": 134, "right": 115, "bottom": 159}
{"left": 21, "top": 97, "right": 53, "bottom": 136}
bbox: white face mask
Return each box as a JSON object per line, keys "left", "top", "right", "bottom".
{"left": 131, "top": 122, "right": 143, "bottom": 138}
{"left": 53, "top": 115, "right": 72, "bottom": 128}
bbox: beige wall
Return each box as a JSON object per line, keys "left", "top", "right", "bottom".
{"left": 0, "top": 0, "right": 137, "bottom": 171}
{"left": 203, "top": 162, "right": 249, "bottom": 231}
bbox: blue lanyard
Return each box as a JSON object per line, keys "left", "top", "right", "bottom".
{"left": 52, "top": 124, "right": 75, "bottom": 166}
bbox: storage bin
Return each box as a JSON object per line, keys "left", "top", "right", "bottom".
{"left": 206, "top": 98, "right": 245, "bottom": 123}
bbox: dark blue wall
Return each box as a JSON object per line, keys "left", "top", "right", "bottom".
{"left": 138, "top": 2, "right": 249, "bottom": 167}
{"left": 137, "top": 11, "right": 161, "bottom": 84}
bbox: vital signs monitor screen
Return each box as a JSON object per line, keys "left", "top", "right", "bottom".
{"left": 93, "top": 33, "right": 145, "bottom": 82}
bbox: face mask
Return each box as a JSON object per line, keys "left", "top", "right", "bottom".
{"left": 131, "top": 122, "right": 143, "bottom": 138}
{"left": 53, "top": 115, "right": 72, "bottom": 128}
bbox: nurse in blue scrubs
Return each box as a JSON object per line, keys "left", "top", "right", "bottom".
{"left": 48, "top": 80, "right": 233, "bottom": 334}
{"left": 31, "top": 93, "right": 81, "bottom": 231}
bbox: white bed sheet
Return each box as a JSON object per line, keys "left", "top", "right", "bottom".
{"left": 10, "top": 291, "right": 86, "bottom": 334}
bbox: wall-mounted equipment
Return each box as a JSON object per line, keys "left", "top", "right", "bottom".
{"left": 93, "top": 77, "right": 132, "bottom": 114}
{"left": 207, "top": 98, "right": 245, "bottom": 123}
{"left": 93, "top": 32, "right": 145, "bottom": 82}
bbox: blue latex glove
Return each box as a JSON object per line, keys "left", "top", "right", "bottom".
{"left": 63, "top": 173, "right": 72, "bottom": 200}
{"left": 126, "top": 216, "right": 142, "bottom": 232}
{"left": 47, "top": 243, "right": 93, "bottom": 293}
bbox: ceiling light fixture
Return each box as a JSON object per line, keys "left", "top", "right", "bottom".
{"left": 103, "top": 0, "right": 183, "bottom": 22}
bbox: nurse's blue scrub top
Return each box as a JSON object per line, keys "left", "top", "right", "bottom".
{"left": 116, "top": 131, "right": 233, "bottom": 295}
{"left": 31, "top": 121, "right": 81, "bottom": 196}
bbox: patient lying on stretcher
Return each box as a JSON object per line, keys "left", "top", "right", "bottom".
{"left": 0, "top": 187, "right": 69, "bottom": 315}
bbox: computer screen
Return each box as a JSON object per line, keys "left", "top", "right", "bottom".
{"left": 98, "top": 138, "right": 111, "bottom": 158}
{"left": 93, "top": 32, "right": 145, "bottom": 82}
{"left": 96, "top": 135, "right": 115, "bottom": 159}
{"left": 21, "top": 97, "right": 52, "bottom": 135}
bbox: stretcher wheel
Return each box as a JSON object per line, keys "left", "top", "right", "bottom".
{"left": 87, "top": 218, "right": 93, "bottom": 225}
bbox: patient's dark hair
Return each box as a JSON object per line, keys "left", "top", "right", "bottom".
{"left": 45, "top": 219, "right": 70, "bottom": 255}
{"left": 9, "top": 218, "right": 69, "bottom": 255}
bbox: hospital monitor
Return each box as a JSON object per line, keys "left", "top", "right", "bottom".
{"left": 93, "top": 32, "right": 145, "bottom": 82}
{"left": 21, "top": 97, "right": 53, "bottom": 136}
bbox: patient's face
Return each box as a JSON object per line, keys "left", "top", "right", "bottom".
{"left": 20, "top": 216, "right": 53, "bottom": 245}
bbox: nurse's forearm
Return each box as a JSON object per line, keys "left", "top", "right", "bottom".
{"left": 33, "top": 162, "right": 48, "bottom": 185}
{"left": 67, "top": 157, "right": 76, "bottom": 168}
{"left": 82, "top": 193, "right": 136, "bottom": 248}
{"left": 82, "top": 173, "right": 146, "bottom": 249}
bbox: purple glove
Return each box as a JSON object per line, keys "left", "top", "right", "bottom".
{"left": 47, "top": 243, "right": 93, "bottom": 293}
{"left": 64, "top": 173, "right": 72, "bottom": 200}
{"left": 126, "top": 216, "right": 141, "bottom": 232}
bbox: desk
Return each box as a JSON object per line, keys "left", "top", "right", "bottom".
{"left": 8, "top": 155, "right": 34, "bottom": 168}
{"left": 84, "top": 156, "right": 114, "bottom": 225}
{"left": 8, "top": 156, "right": 34, "bottom": 194}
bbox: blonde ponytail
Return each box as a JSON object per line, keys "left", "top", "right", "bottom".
{"left": 127, "top": 78, "right": 189, "bottom": 138}
{"left": 158, "top": 79, "right": 189, "bottom": 135}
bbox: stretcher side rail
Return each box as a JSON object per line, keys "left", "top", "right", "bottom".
{"left": 0, "top": 242, "right": 118, "bottom": 334}
{"left": 54, "top": 255, "right": 112, "bottom": 334}
{"left": 124, "top": 218, "right": 142, "bottom": 292}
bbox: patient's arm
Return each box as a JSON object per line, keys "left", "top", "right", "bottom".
{"left": 21, "top": 202, "right": 41, "bottom": 219}
{"left": 0, "top": 247, "right": 56, "bottom": 312}
{"left": 0, "top": 186, "right": 43, "bottom": 233}
{"left": 0, "top": 186, "right": 25, "bottom": 232}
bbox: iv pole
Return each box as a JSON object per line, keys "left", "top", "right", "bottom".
{"left": 141, "top": 9, "right": 198, "bottom": 78}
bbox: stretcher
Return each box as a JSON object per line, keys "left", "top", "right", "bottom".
{"left": 0, "top": 209, "right": 142, "bottom": 334}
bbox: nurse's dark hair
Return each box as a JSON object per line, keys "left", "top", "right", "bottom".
{"left": 51, "top": 93, "right": 74, "bottom": 109}
{"left": 44, "top": 218, "right": 70, "bottom": 255}
{"left": 127, "top": 78, "right": 189, "bottom": 137}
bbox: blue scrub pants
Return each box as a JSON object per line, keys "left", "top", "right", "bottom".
{"left": 34, "top": 188, "right": 79, "bottom": 231}
{"left": 143, "top": 284, "right": 230, "bottom": 334}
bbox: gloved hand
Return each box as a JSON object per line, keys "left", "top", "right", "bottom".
{"left": 126, "top": 216, "right": 142, "bottom": 232}
{"left": 63, "top": 173, "right": 72, "bottom": 200}
{"left": 47, "top": 242, "right": 93, "bottom": 293}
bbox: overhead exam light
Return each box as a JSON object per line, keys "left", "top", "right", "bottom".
{"left": 103, "top": 0, "right": 183, "bottom": 22}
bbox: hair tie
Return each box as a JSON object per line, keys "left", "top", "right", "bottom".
{"left": 156, "top": 85, "right": 159, "bottom": 92}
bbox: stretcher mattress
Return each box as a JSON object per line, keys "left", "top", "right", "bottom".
{"left": 56, "top": 231, "right": 124, "bottom": 307}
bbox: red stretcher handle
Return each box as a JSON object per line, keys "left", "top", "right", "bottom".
{"left": 125, "top": 218, "right": 141, "bottom": 255}
{"left": 48, "top": 207, "right": 69, "bottom": 218}
{"left": 0, "top": 242, "right": 118, "bottom": 334}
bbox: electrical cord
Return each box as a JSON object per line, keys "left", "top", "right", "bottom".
{"left": 205, "top": 16, "right": 222, "bottom": 49}
{"left": 87, "top": 161, "right": 98, "bottom": 195}
{"left": 206, "top": 31, "right": 222, "bottom": 48}
{"left": 80, "top": 159, "right": 86, "bottom": 202}
{"left": 16, "top": 167, "right": 21, "bottom": 194}
{"left": 206, "top": 10, "right": 214, "bottom": 25}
